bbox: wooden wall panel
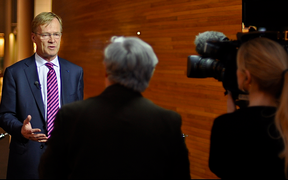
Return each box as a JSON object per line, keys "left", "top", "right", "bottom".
{"left": 52, "top": 0, "right": 242, "bottom": 178}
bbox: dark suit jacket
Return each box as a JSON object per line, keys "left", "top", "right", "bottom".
{"left": 0, "top": 54, "right": 84, "bottom": 179}
{"left": 209, "top": 106, "right": 285, "bottom": 179}
{"left": 39, "top": 84, "right": 191, "bottom": 179}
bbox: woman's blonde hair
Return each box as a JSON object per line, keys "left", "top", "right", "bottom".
{"left": 237, "top": 37, "right": 288, "bottom": 177}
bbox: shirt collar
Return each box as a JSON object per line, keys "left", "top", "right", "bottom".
{"left": 35, "top": 53, "right": 59, "bottom": 67}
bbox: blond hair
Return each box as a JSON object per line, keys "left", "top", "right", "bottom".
{"left": 31, "top": 12, "right": 62, "bottom": 33}
{"left": 237, "top": 37, "right": 288, "bottom": 177}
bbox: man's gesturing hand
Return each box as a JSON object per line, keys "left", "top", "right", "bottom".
{"left": 21, "top": 115, "right": 48, "bottom": 142}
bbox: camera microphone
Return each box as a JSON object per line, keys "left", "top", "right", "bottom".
{"left": 194, "top": 31, "right": 228, "bottom": 55}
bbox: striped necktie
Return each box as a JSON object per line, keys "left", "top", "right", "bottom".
{"left": 45, "top": 62, "right": 59, "bottom": 138}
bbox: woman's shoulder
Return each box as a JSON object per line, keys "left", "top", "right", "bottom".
{"left": 214, "top": 106, "right": 276, "bottom": 125}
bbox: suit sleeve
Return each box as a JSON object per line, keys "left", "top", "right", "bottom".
{"left": 170, "top": 112, "right": 191, "bottom": 179}
{"left": 0, "top": 68, "right": 26, "bottom": 142}
{"left": 209, "top": 115, "right": 231, "bottom": 178}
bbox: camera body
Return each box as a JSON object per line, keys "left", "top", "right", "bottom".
{"left": 187, "top": 31, "right": 288, "bottom": 107}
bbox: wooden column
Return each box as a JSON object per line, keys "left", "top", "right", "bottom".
{"left": 17, "top": 0, "right": 34, "bottom": 62}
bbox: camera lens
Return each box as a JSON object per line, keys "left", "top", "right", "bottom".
{"left": 187, "top": 55, "right": 225, "bottom": 81}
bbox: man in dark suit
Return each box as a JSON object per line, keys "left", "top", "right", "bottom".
{"left": 39, "top": 36, "right": 191, "bottom": 179}
{"left": 0, "top": 12, "right": 84, "bottom": 179}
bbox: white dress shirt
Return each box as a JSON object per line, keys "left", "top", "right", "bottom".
{"left": 35, "top": 53, "right": 61, "bottom": 121}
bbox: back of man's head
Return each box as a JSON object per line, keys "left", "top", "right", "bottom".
{"left": 104, "top": 36, "right": 158, "bottom": 92}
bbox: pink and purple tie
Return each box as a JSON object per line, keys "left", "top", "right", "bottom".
{"left": 45, "top": 62, "right": 59, "bottom": 138}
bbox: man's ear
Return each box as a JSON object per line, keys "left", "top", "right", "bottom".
{"left": 31, "top": 33, "right": 36, "bottom": 43}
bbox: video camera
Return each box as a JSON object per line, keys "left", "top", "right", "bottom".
{"left": 187, "top": 31, "right": 288, "bottom": 108}
{"left": 186, "top": 0, "right": 288, "bottom": 108}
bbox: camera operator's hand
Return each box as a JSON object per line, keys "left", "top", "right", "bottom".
{"left": 227, "top": 91, "right": 236, "bottom": 113}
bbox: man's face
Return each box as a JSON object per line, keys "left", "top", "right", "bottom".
{"left": 31, "top": 18, "right": 62, "bottom": 61}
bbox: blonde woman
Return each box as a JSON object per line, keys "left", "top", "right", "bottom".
{"left": 209, "top": 37, "right": 288, "bottom": 179}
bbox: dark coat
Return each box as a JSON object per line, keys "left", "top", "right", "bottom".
{"left": 39, "top": 84, "right": 191, "bottom": 179}
{"left": 209, "top": 106, "right": 285, "bottom": 179}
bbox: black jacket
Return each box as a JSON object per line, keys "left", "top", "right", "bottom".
{"left": 39, "top": 84, "right": 191, "bottom": 179}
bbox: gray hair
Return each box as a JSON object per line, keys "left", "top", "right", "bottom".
{"left": 104, "top": 36, "right": 158, "bottom": 92}
{"left": 194, "top": 31, "right": 227, "bottom": 55}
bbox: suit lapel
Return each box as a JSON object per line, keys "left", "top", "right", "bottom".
{"left": 24, "top": 55, "right": 45, "bottom": 120}
{"left": 59, "top": 57, "right": 70, "bottom": 106}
